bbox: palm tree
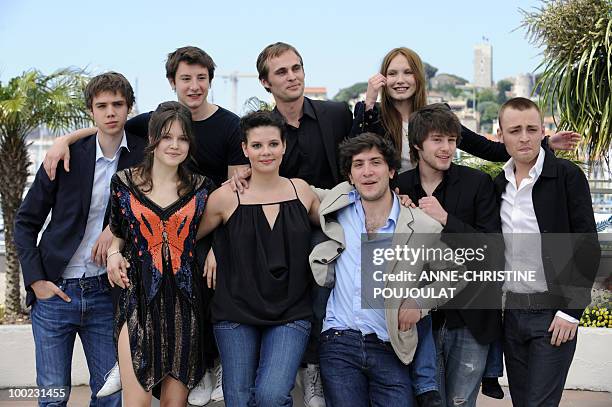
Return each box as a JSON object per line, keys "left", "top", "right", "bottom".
{"left": 0, "top": 68, "right": 90, "bottom": 319}
{"left": 521, "top": 0, "right": 612, "bottom": 164}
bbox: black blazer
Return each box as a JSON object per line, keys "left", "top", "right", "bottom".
{"left": 493, "top": 149, "right": 601, "bottom": 320}
{"left": 397, "top": 164, "right": 503, "bottom": 344}
{"left": 15, "top": 132, "right": 145, "bottom": 306}
{"left": 308, "top": 98, "right": 353, "bottom": 184}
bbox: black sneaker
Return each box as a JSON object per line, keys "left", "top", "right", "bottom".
{"left": 416, "top": 390, "right": 443, "bottom": 407}
{"left": 481, "top": 377, "right": 504, "bottom": 399}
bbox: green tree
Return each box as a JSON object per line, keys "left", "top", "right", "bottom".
{"left": 423, "top": 62, "right": 438, "bottom": 81}
{"left": 477, "top": 88, "right": 497, "bottom": 104}
{"left": 478, "top": 101, "right": 501, "bottom": 124}
{"left": 521, "top": 0, "right": 612, "bottom": 162}
{"left": 0, "top": 69, "right": 90, "bottom": 319}
{"left": 438, "top": 84, "right": 463, "bottom": 98}
{"left": 333, "top": 82, "right": 367, "bottom": 102}
{"left": 496, "top": 79, "right": 513, "bottom": 104}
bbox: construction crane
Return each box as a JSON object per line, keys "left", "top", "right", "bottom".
{"left": 219, "top": 71, "right": 259, "bottom": 113}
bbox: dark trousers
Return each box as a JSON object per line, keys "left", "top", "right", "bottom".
{"left": 302, "top": 228, "right": 331, "bottom": 365}
{"left": 302, "top": 285, "right": 331, "bottom": 364}
{"left": 319, "top": 329, "right": 414, "bottom": 406}
{"left": 504, "top": 309, "right": 577, "bottom": 407}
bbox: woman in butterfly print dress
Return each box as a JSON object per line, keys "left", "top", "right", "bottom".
{"left": 106, "top": 101, "right": 214, "bottom": 406}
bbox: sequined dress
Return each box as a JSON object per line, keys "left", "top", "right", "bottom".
{"left": 109, "top": 169, "right": 214, "bottom": 394}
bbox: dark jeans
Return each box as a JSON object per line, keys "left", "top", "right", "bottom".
{"left": 304, "top": 228, "right": 438, "bottom": 396}
{"left": 319, "top": 329, "right": 415, "bottom": 407}
{"left": 213, "top": 320, "right": 311, "bottom": 407}
{"left": 302, "top": 227, "right": 331, "bottom": 366}
{"left": 31, "top": 275, "right": 120, "bottom": 407}
{"left": 504, "top": 309, "right": 577, "bottom": 407}
{"left": 482, "top": 338, "right": 504, "bottom": 378}
{"left": 302, "top": 285, "right": 331, "bottom": 365}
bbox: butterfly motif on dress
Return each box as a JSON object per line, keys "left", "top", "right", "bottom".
{"left": 129, "top": 194, "right": 197, "bottom": 275}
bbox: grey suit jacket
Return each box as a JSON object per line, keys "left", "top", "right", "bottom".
{"left": 310, "top": 182, "right": 466, "bottom": 364}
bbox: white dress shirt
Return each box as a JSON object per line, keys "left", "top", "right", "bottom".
{"left": 63, "top": 132, "right": 128, "bottom": 279}
{"left": 500, "top": 147, "right": 578, "bottom": 323}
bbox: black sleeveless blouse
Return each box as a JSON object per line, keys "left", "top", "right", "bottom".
{"left": 211, "top": 179, "right": 313, "bottom": 325}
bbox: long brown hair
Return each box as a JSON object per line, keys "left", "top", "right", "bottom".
{"left": 134, "top": 101, "right": 196, "bottom": 197}
{"left": 379, "top": 47, "right": 427, "bottom": 154}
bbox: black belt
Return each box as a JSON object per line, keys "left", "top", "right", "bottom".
{"left": 505, "top": 291, "right": 563, "bottom": 310}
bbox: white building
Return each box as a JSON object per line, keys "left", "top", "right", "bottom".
{"left": 473, "top": 43, "right": 493, "bottom": 88}
{"left": 304, "top": 87, "right": 328, "bottom": 101}
{"left": 513, "top": 73, "right": 534, "bottom": 98}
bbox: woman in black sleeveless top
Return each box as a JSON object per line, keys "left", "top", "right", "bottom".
{"left": 197, "top": 111, "right": 321, "bottom": 407}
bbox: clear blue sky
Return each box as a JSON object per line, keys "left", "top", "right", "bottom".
{"left": 0, "top": 0, "right": 546, "bottom": 115}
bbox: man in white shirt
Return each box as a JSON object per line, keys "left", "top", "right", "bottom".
{"left": 494, "top": 97, "right": 600, "bottom": 406}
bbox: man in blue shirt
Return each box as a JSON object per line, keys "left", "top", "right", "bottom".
{"left": 14, "top": 72, "right": 145, "bottom": 406}
{"left": 311, "top": 133, "right": 464, "bottom": 405}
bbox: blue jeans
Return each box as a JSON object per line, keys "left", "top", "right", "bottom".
{"left": 31, "top": 275, "right": 120, "bottom": 407}
{"left": 213, "top": 320, "right": 311, "bottom": 407}
{"left": 434, "top": 325, "right": 489, "bottom": 407}
{"left": 482, "top": 338, "right": 504, "bottom": 378}
{"left": 319, "top": 329, "right": 415, "bottom": 407}
{"left": 411, "top": 315, "right": 438, "bottom": 395}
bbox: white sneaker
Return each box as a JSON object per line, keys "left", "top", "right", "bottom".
{"left": 297, "top": 364, "right": 325, "bottom": 407}
{"left": 187, "top": 369, "right": 213, "bottom": 406}
{"left": 210, "top": 364, "right": 224, "bottom": 402}
{"left": 96, "top": 362, "right": 122, "bottom": 398}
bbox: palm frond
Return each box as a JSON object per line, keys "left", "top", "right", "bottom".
{"left": 522, "top": 0, "right": 612, "bottom": 167}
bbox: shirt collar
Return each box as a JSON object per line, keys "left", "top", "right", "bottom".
{"left": 348, "top": 188, "right": 400, "bottom": 229}
{"left": 503, "top": 146, "right": 545, "bottom": 183}
{"left": 96, "top": 131, "right": 129, "bottom": 162}
{"left": 302, "top": 97, "right": 316, "bottom": 120}
{"left": 274, "top": 98, "right": 316, "bottom": 122}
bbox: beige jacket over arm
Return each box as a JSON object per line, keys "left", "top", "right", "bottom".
{"left": 309, "top": 181, "right": 467, "bottom": 364}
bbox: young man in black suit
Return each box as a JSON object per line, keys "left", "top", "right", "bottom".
{"left": 396, "top": 104, "right": 503, "bottom": 407}
{"left": 494, "top": 97, "right": 600, "bottom": 406}
{"left": 255, "top": 41, "right": 354, "bottom": 189}
{"left": 14, "top": 72, "right": 145, "bottom": 406}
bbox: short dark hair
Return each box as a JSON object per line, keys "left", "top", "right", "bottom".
{"left": 256, "top": 42, "right": 304, "bottom": 92}
{"left": 408, "top": 103, "right": 462, "bottom": 162}
{"left": 338, "top": 133, "right": 400, "bottom": 181}
{"left": 498, "top": 97, "right": 542, "bottom": 130}
{"left": 239, "top": 110, "right": 286, "bottom": 143}
{"left": 165, "top": 46, "right": 216, "bottom": 83}
{"left": 84, "top": 71, "right": 135, "bottom": 111}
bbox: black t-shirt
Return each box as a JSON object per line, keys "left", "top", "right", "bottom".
{"left": 273, "top": 99, "right": 335, "bottom": 189}
{"left": 125, "top": 106, "right": 247, "bottom": 187}
{"left": 401, "top": 166, "right": 464, "bottom": 330}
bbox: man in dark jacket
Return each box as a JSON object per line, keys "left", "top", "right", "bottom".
{"left": 396, "top": 104, "right": 503, "bottom": 407}
{"left": 494, "top": 97, "right": 600, "bottom": 406}
{"left": 14, "top": 72, "right": 144, "bottom": 406}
